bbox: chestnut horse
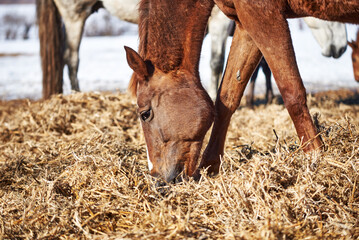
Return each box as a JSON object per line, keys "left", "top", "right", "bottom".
{"left": 348, "top": 30, "right": 359, "bottom": 82}
{"left": 125, "top": 0, "right": 359, "bottom": 183}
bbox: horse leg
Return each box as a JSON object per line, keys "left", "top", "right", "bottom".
{"left": 198, "top": 23, "right": 262, "bottom": 176}
{"left": 208, "top": 6, "right": 231, "bottom": 100}
{"left": 62, "top": 19, "right": 87, "bottom": 92}
{"left": 53, "top": 0, "right": 96, "bottom": 92}
{"left": 235, "top": 3, "right": 323, "bottom": 151}
{"left": 262, "top": 59, "right": 273, "bottom": 104}
{"left": 246, "top": 61, "right": 260, "bottom": 108}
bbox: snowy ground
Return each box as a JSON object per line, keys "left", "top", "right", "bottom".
{"left": 0, "top": 4, "right": 358, "bottom": 100}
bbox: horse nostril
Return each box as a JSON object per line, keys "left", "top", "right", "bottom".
{"left": 330, "top": 45, "right": 337, "bottom": 58}
{"left": 333, "top": 45, "right": 347, "bottom": 59}
{"left": 339, "top": 46, "right": 347, "bottom": 56}
{"left": 331, "top": 45, "right": 346, "bottom": 59}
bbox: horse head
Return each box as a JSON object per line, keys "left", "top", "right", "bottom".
{"left": 304, "top": 17, "right": 347, "bottom": 59}
{"left": 125, "top": 47, "right": 214, "bottom": 183}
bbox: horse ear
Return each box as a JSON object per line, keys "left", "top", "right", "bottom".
{"left": 125, "top": 46, "right": 150, "bottom": 78}
{"left": 348, "top": 41, "right": 358, "bottom": 49}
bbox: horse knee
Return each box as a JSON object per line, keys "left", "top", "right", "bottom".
{"left": 282, "top": 90, "right": 308, "bottom": 116}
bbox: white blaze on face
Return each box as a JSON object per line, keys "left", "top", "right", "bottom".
{"left": 146, "top": 146, "right": 153, "bottom": 171}
{"left": 140, "top": 119, "right": 153, "bottom": 171}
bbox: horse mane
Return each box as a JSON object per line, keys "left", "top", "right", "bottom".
{"left": 128, "top": 73, "right": 138, "bottom": 96}
{"left": 128, "top": 0, "right": 213, "bottom": 96}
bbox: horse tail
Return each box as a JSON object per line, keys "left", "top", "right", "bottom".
{"left": 36, "top": 0, "right": 64, "bottom": 99}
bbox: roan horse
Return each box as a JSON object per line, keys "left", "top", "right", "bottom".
{"left": 348, "top": 30, "right": 359, "bottom": 82}
{"left": 125, "top": 0, "right": 359, "bottom": 183}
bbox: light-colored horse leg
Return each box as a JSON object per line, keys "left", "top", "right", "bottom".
{"left": 236, "top": 3, "right": 323, "bottom": 151}
{"left": 208, "top": 6, "right": 231, "bottom": 100}
{"left": 53, "top": 0, "right": 95, "bottom": 92}
{"left": 62, "top": 19, "right": 87, "bottom": 92}
{"left": 198, "top": 23, "right": 262, "bottom": 175}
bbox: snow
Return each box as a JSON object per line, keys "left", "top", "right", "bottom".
{"left": 0, "top": 4, "right": 358, "bottom": 100}
{"left": 0, "top": 36, "right": 139, "bottom": 100}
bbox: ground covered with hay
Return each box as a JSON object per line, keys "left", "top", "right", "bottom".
{"left": 1, "top": 90, "right": 359, "bottom": 239}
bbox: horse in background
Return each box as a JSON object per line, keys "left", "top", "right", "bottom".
{"left": 36, "top": 0, "right": 138, "bottom": 99}
{"left": 348, "top": 30, "right": 359, "bottom": 82}
{"left": 246, "top": 58, "right": 273, "bottom": 107}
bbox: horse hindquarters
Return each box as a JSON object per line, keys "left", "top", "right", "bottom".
{"left": 36, "top": 0, "right": 64, "bottom": 99}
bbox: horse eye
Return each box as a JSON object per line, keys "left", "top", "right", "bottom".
{"left": 140, "top": 108, "right": 153, "bottom": 122}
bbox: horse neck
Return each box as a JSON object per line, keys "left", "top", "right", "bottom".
{"left": 139, "top": 0, "right": 214, "bottom": 74}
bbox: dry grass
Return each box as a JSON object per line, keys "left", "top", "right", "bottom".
{"left": 0, "top": 90, "right": 358, "bottom": 239}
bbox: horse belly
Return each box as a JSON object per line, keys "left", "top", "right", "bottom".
{"left": 102, "top": 0, "right": 139, "bottom": 24}
{"left": 287, "top": 0, "right": 359, "bottom": 23}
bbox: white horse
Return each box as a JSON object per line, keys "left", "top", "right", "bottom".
{"left": 37, "top": 1, "right": 347, "bottom": 100}
{"left": 304, "top": 17, "right": 348, "bottom": 58}
{"left": 208, "top": 12, "right": 348, "bottom": 100}
{"left": 50, "top": 0, "right": 139, "bottom": 92}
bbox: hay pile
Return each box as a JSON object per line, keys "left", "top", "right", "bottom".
{"left": 1, "top": 90, "right": 358, "bottom": 239}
